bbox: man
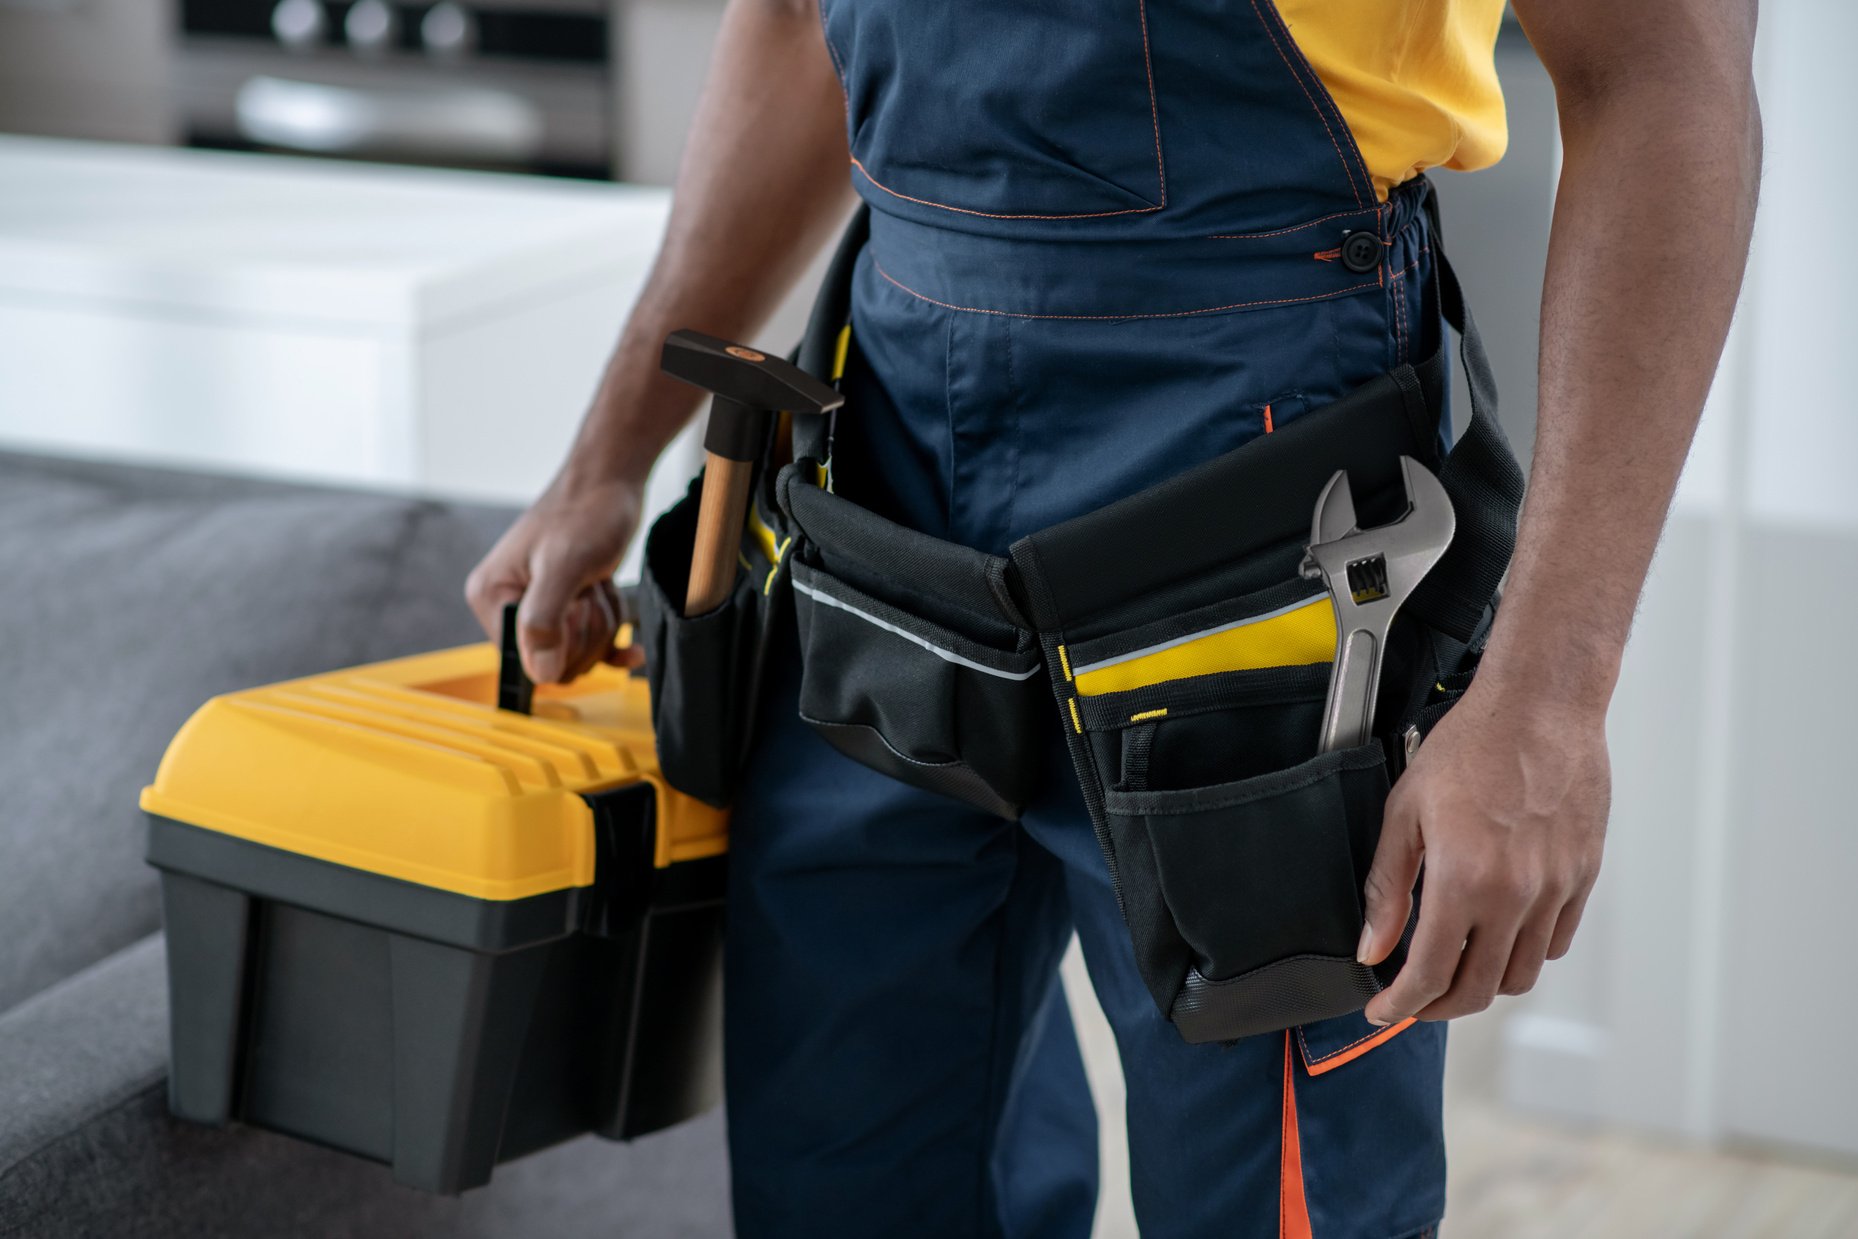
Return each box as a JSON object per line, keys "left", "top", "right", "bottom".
{"left": 466, "top": 1, "right": 1760, "bottom": 1234}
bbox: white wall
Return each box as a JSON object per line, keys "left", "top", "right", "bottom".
{"left": 1497, "top": 0, "right": 1858, "bottom": 1161}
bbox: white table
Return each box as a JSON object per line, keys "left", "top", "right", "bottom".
{"left": 0, "top": 137, "right": 697, "bottom": 574}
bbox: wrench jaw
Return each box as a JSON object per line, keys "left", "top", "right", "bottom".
{"left": 1301, "top": 455, "right": 1457, "bottom": 753}
{"left": 1299, "top": 470, "right": 1360, "bottom": 582}
{"left": 1313, "top": 469, "right": 1361, "bottom": 548}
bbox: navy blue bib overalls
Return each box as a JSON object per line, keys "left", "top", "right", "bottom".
{"left": 726, "top": 3, "right": 1450, "bottom": 1235}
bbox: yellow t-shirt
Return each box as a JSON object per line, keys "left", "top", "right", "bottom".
{"left": 1277, "top": 0, "right": 1509, "bottom": 199}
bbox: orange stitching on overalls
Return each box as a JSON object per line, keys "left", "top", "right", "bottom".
{"left": 1274, "top": 0, "right": 1379, "bottom": 211}
{"left": 1262, "top": 402, "right": 1275, "bottom": 433}
{"left": 1389, "top": 244, "right": 1432, "bottom": 281}
{"left": 1209, "top": 207, "right": 1368, "bottom": 240}
{"left": 1136, "top": 0, "right": 1167, "bottom": 206}
{"left": 1387, "top": 244, "right": 1432, "bottom": 363}
{"left": 872, "top": 257, "right": 1381, "bottom": 321}
{"left": 1312, "top": 247, "right": 1341, "bottom": 263}
{"left": 1249, "top": 0, "right": 1365, "bottom": 208}
{"left": 845, "top": 1, "right": 1166, "bottom": 221}
{"left": 851, "top": 157, "right": 1163, "bottom": 221}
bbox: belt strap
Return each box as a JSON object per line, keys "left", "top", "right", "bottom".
{"left": 791, "top": 206, "right": 871, "bottom": 464}
{"left": 1406, "top": 191, "right": 1526, "bottom": 642}
{"left": 786, "top": 194, "right": 1523, "bottom": 646}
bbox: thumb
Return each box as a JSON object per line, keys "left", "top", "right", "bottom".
{"left": 516, "top": 558, "right": 580, "bottom": 684}
{"left": 1359, "top": 789, "right": 1425, "bottom": 967}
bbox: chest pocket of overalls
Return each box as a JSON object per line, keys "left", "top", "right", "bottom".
{"left": 821, "top": 0, "right": 1166, "bottom": 219}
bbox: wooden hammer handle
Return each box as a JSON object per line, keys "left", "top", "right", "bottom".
{"left": 684, "top": 453, "right": 754, "bottom": 615}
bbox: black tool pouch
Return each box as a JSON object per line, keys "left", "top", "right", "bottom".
{"left": 633, "top": 213, "right": 873, "bottom": 808}
{"left": 778, "top": 466, "right": 1045, "bottom": 819}
{"left": 633, "top": 468, "right": 789, "bottom": 808}
{"left": 1007, "top": 243, "right": 1523, "bottom": 1042}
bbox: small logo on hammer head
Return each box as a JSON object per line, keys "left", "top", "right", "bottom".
{"left": 725, "top": 345, "right": 766, "bottom": 363}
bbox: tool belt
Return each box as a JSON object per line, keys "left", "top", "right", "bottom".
{"left": 638, "top": 197, "right": 1524, "bottom": 1042}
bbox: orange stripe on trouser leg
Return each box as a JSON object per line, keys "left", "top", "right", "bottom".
{"left": 1280, "top": 1031, "right": 1313, "bottom": 1239}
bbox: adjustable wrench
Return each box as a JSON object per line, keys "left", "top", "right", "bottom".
{"left": 1299, "top": 456, "right": 1455, "bottom": 752}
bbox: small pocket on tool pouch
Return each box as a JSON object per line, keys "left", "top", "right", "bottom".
{"left": 1104, "top": 744, "right": 1397, "bottom": 1043}
{"left": 1075, "top": 663, "right": 1330, "bottom": 794}
{"left": 635, "top": 476, "right": 786, "bottom": 808}
{"left": 1055, "top": 579, "right": 1408, "bottom": 1042}
{"left": 1064, "top": 578, "right": 1338, "bottom": 792}
{"left": 781, "top": 470, "right": 1045, "bottom": 819}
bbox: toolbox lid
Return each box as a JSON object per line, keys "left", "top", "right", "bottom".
{"left": 140, "top": 644, "right": 726, "bottom": 901}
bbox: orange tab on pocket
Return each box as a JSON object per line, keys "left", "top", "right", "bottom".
{"left": 1295, "top": 1011, "right": 1417, "bottom": 1075}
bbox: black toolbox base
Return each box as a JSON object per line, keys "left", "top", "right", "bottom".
{"left": 152, "top": 815, "right": 725, "bottom": 1194}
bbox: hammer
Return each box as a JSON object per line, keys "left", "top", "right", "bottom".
{"left": 660, "top": 330, "right": 843, "bottom": 616}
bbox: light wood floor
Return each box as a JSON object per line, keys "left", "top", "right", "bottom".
{"left": 1444, "top": 1100, "right": 1858, "bottom": 1239}
{"left": 1060, "top": 944, "right": 1858, "bottom": 1239}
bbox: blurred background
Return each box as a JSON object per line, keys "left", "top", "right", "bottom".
{"left": 0, "top": 2, "right": 1852, "bottom": 1236}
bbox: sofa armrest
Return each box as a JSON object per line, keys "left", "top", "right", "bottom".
{"left": 0, "top": 935, "right": 169, "bottom": 1199}
{"left": 0, "top": 936, "right": 731, "bottom": 1239}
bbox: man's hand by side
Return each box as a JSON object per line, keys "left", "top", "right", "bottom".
{"left": 1361, "top": 0, "right": 1760, "bottom": 1019}
{"left": 1359, "top": 683, "right": 1609, "bottom": 1025}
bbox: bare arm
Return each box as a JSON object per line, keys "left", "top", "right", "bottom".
{"left": 467, "top": 0, "right": 854, "bottom": 681}
{"left": 1361, "top": 0, "right": 1761, "bottom": 1024}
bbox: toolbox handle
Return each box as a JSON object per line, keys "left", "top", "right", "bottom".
{"left": 497, "top": 590, "right": 645, "bottom": 714}
{"left": 498, "top": 603, "right": 535, "bottom": 715}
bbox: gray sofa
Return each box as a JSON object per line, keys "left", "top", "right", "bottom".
{"left": 0, "top": 451, "right": 731, "bottom": 1238}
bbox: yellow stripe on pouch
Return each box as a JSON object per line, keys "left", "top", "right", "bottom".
{"left": 1074, "top": 597, "right": 1337, "bottom": 696}
{"left": 746, "top": 505, "right": 783, "bottom": 565}
{"left": 745, "top": 505, "right": 792, "bottom": 594}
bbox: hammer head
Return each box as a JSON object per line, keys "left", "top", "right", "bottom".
{"left": 662, "top": 330, "right": 844, "bottom": 418}
{"left": 1299, "top": 456, "right": 1455, "bottom": 611}
{"left": 662, "top": 329, "right": 847, "bottom": 465}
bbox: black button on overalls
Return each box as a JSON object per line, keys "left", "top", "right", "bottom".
{"left": 1341, "top": 231, "right": 1383, "bottom": 273}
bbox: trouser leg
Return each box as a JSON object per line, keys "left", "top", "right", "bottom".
{"left": 1019, "top": 729, "right": 1447, "bottom": 1239}
{"left": 723, "top": 643, "right": 1097, "bottom": 1239}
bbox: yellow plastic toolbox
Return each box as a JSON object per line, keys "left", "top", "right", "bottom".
{"left": 141, "top": 638, "right": 728, "bottom": 1193}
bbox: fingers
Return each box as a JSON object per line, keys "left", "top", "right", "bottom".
{"left": 464, "top": 559, "right": 524, "bottom": 642}
{"left": 1546, "top": 882, "right": 1594, "bottom": 961}
{"left": 1358, "top": 789, "right": 1425, "bottom": 968}
{"left": 1416, "top": 923, "right": 1519, "bottom": 1021}
{"left": 1366, "top": 878, "right": 1588, "bottom": 1023}
{"left": 555, "top": 593, "right": 598, "bottom": 684}
{"left": 560, "top": 583, "right": 622, "bottom": 683}
{"left": 1364, "top": 900, "right": 1470, "bottom": 1026}
{"left": 603, "top": 581, "right": 645, "bottom": 668}
{"left": 1498, "top": 907, "right": 1558, "bottom": 997}
{"left": 516, "top": 554, "right": 585, "bottom": 683}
